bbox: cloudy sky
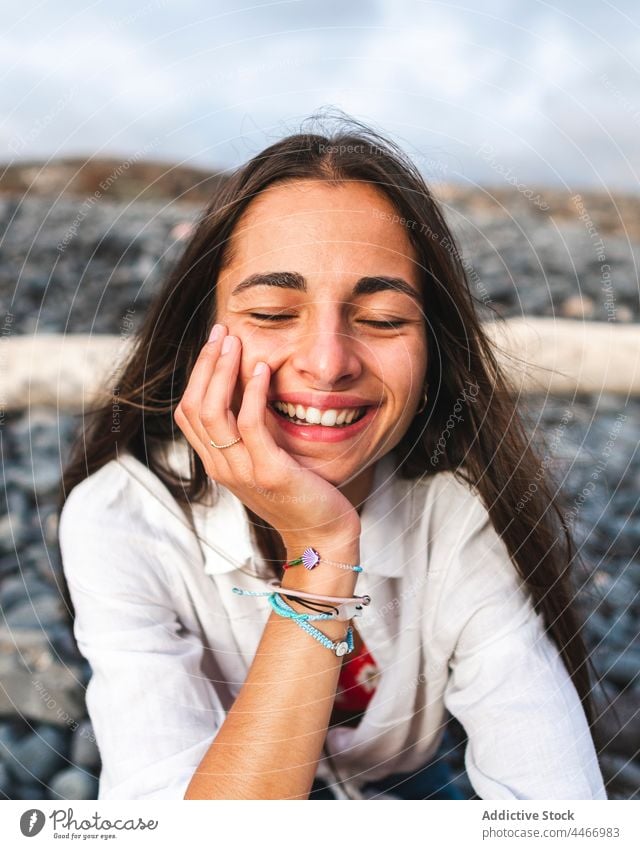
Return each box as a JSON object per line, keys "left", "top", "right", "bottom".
{"left": 2, "top": 0, "right": 639, "bottom": 192}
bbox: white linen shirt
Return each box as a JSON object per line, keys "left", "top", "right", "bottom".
{"left": 58, "top": 440, "right": 607, "bottom": 800}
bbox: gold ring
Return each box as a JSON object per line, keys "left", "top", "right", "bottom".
{"left": 209, "top": 436, "right": 243, "bottom": 449}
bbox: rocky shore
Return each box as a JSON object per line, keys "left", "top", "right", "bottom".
{"left": 0, "top": 168, "right": 638, "bottom": 800}
{"left": 1, "top": 179, "right": 639, "bottom": 338}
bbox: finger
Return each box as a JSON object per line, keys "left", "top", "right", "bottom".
{"left": 199, "top": 334, "right": 243, "bottom": 451}
{"left": 201, "top": 333, "right": 241, "bottom": 415}
{"left": 175, "top": 325, "right": 232, "bottom": 473}
{"left": 176, "top": 385, "right": 248, "bottom": 486}
{"left": 179, "top": 325, "right": 229, "bottom": 421}
{"left": 236, "top": 360, "right": 293, "bottom": 482}
{"left": 173, "top": 402, "right": 214, "bottom": 475}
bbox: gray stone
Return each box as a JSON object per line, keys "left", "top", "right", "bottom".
{"left": 0, "top": 627, "right": 85, "bottom": 727}
{"left": 0, "top": 722, "right": 20, "bottom": 753}
{"left": 5, "top": 594, "right": 67, "bottom": 629}
{"left": 47, "top": 766, "right": 98, "bottom": 800}
{"left": 1, "top": 575, "right": 31, "bottom": 610}
{"left": 586, "top": 610, "right": 615, "bottom": 643}
{"left": 10, "top": 409, "right": 60, "bottom": 455}
{"left": 0, "top": 762, "right": 12, "bottom": 797}
{"left": 592, "top": 573, "right": 639, "bottom": 616}
{"left": 20, "top": 542, "right": 54, "bottom": 569}
{"left": 15, "top": 782, "right": 46, "bottom": 800}
{"left": 0, "top": 490, "right": 30, "bottom": 553}
{"left": 600, "top": 753, "right": 640, "bottom": 799}
{"left": 34, "top": 553, "right": 65, "bottom": 588}
{"left": 47, "top": 624, "right": 84, "bottom": 662}
{"left": 0, "top": 572, "right": 55, "bottom": 610}
{"left": 595, "top": 648, "right": 640, "bottom": 690}
{"left": 603, "top": 618, "right": 638, "bottom": 652}
{"left": 610, "top": 491, "right": 640, "bottom": 515}
{"left": 593, "top": 682, "right": 640, "bottom": 759}
{"left": 6, "top": 724, "right": 67, "bottom": 784}
{"left": 0, "top": 553, "right": 20, "bottom": 579}
{"left": 40, "top": 507, "right": 60, "bottom": 547}
{"left": 8, "top": 463, "right": 61, "bottom": 499}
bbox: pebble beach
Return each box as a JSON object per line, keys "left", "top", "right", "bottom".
{"left": 0, "top": 165, "right": 638, "bottom": 800}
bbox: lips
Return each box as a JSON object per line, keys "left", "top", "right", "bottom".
{"left": 266, "top": 392, "right": 377, "bottom": 410}
{"left": 267, "top": 401, "right": 379, "bottom": 443}
{"left": 270, "top": 400, "right": 367, "bottom": 427}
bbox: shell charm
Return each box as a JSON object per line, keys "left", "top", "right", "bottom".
{"left": 302, "top": 547, "right": 321, "bottom": 570}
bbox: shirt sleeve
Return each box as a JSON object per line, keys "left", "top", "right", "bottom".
{"left": 430, "top": 481, "right": 607, "bottom": 800}
{"left": 59, "top": 478, "right": 227, "bottom": 800}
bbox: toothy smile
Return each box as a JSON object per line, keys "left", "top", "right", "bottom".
{"left": 269, "top": 401, "right": 368, "bottom": 427}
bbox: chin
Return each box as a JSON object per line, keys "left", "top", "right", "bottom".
{"left": 288, "top": 452, "right": 354, "bottom": 482}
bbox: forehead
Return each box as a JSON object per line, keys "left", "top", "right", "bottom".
{"left": 219, "top": 179, "right": 420, "bottom": 290}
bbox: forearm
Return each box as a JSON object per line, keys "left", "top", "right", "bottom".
{"left": 184, "top": 536, "right": 360, "bottom": 800}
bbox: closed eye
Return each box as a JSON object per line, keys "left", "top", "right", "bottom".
{"left": 248, "top": 313, "right": 409, "bottom": 328}
{"left": 249, "top": 313, "right": 294, "bottom": 322}
{"left": 362, "top": 319, "right": 409, "bottom": 328}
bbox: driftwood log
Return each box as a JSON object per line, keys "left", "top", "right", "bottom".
{"left": 1, "top": 319, "right": 639, "bottom": 412}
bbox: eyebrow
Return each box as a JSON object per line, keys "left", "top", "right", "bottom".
{"left": 229, "top": 271, "right": 422, "bottom": 303}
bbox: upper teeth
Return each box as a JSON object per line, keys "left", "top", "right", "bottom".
{"left": 272, "top": 401, "right": 365, "bottom": 426}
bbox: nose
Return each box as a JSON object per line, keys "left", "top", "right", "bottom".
{"left": 290, "top": 318, "right": 363, "bottom": 388}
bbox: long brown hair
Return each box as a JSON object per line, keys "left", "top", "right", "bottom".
{"left": 58, "top": 113, "right": 611, "bottom": 744}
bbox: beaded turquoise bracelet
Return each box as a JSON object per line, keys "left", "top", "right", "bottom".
{"left": 271, "top": 593, "right": 354, "bottom": 657}
{"left": 268, "top": 591, "right": 334, "bottom": 622}
{"left": 295, "top": 617, "right": 354, "bottom": 657}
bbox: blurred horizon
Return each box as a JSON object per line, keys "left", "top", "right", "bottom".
{"left": 2, "top": 0, "right": 640, "bottom": 194}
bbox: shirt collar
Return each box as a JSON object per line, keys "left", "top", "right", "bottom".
{"left": 161, "top": 440, "right": 411, "bottom": 579}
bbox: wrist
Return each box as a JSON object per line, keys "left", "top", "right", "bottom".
{"left": 280, "top": 540, "right": 360, "bottom": 595}
{"left": 281, "top": 532, "right": 361, "bottom": 562}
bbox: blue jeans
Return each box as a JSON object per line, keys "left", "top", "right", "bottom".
{"left": 310, "top": 757, "right": 466, "bottom": 800}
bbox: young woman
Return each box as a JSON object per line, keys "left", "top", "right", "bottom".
{"left": 58, "top": 118, "right": 607, "bottom": 800}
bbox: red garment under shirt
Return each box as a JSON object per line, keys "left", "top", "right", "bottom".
{"left": 334, "top": 635, "right": 380, "bottom": 712}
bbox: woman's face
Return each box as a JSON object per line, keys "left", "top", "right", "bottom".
{"left": 214, "top": 179, "right": 427, "bottom": 504}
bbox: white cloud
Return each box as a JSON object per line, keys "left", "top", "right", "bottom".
{"left": 1, "top": 0, "right": 639, "bottom": 190}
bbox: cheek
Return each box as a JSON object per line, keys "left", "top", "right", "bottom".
{"left": 381, "top": 344, "right": 426, "bottom": 394}
{"left": 232, "top": 330, "right": 285, "bottom": 411}
{"left": 234, "top": 325, "right": 276, "bottom": 374}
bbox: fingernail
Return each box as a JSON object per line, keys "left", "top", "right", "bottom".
{"left": 253, "top": 361, "right": 266, "bottom": 376}
{"left": 221, "top": 335, "right": 234, "bottom": 355}
{"left": 208, "top": 324, "right": 223, "bottom": 343}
